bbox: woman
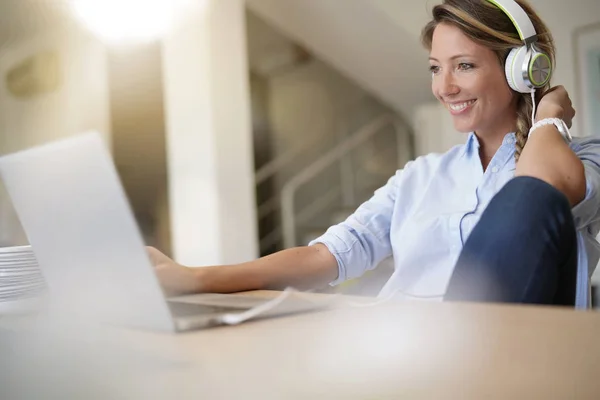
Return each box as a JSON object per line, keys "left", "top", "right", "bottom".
{"left": 149, "top": 0, "right": 600, "bottom": 307}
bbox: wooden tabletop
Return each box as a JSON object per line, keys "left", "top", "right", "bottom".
{"left": 1, "top": 291, "right": 600, "bottom": 399}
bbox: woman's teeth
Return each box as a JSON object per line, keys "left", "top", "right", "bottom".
{"left": 448, "top": 100, "right": 475, "bottom": 111}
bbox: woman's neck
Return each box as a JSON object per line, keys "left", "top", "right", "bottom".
{"left": 475, "top": 105, "right": 519, "bottom": 170}
{"left": 475, "top": 132, "right": 508, "bottom": 171}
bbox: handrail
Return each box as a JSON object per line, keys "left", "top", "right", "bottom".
{"left": 259, "top": 185, "right": 341, "bottom": 253}
{"left": 280, "top": 114, "right": 406, "bottom": 248}
{"left": 254, "top": 144, "right": 309, "bottom": 185}
{"left": 257, "top": 195, "right": 280, "bottom": 219}
{"left": 254, "top": 94, "right": 371, "bottom": 187}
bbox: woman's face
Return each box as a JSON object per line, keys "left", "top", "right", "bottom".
{"left": 429, "top": 23, "right": 517, "bottom": 137}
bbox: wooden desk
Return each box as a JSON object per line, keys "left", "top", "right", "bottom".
{"left": 1, "top": 291, "right": 600, "bottom": 399}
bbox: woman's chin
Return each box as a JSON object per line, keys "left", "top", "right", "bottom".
{"left": 449, "top": 114, "right": 476, "bottom": 133}
{"left": 452, "top": 122, "right": 475, "bottom": 134}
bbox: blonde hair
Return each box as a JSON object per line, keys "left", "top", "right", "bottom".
{"left": 421, "top": 0, "right": 555, "bottom": 160}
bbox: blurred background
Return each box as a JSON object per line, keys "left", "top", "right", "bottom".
{"left": 0, "top": 0, "right": 599, "bottom": 299}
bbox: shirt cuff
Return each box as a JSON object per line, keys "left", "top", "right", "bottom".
{"left": 309, "top": 233, "right": 354, "bottom": 286}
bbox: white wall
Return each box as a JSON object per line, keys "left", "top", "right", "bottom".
{"left": 0, "top": 30, "right": 111, "bottom": 154}
{"left": 0, "top": 26, "right": 111, "bottom": 246}
{"left": 413, "top": 102, "right": 467, "bottom": 157}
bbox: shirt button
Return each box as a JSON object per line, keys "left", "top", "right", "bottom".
{"left": 491, "top": 166, "right": 500, "bottom": 173}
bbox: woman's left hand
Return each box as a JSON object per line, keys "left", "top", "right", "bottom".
{"left": 536, "top": 85, "right": 576, "bottom": 128}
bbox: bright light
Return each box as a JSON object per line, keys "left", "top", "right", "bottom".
{"left": 71, "top": 0, "right": 190, "bottom": 44}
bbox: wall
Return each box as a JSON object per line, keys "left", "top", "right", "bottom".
{"left": 0, "top": 25, "right": 111, "bottom": 246}
{"left": 0, "top": 29, "right": 111, "bottom": 154}
{"left": 413, "top": 102, "right": 467, "bottom": 157}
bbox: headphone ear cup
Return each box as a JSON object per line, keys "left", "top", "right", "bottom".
{"left": 505, "top": 46, "right": 532, "bottom": 93}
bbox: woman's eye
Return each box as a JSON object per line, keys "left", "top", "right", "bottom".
{"left": 458, "top": 63, "right": 474, "bottom": 70}
{"left": 429, "top": 65, "right": 440, "bottom": 74}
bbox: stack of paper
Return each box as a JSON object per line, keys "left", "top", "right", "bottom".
{"left": 0, "top": 245, "right": 45, "bottom": 313}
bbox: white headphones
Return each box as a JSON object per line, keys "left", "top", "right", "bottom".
{"left": 486, "top": 0, "right": 552, "bottom": 93}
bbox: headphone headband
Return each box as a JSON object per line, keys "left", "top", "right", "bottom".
{"left": 485, "top": 0, "right": 537, "bottom": 44}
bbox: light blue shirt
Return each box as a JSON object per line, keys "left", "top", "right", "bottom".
{"left": 310, "top": 133, "right": 600, "bottom": 308}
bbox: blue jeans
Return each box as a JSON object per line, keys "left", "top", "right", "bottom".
{"left": 444, "top": 176, "right": 578, "bottom": 306}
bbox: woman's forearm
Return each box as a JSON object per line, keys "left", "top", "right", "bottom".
{"left": 195, "top": 244, "right": 339, "bottom": 293}
{"left": 516, "top": 112, "right": 586, "bottom": 206}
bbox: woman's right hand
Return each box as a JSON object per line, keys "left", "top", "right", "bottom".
{"left": 147, "top": 246, "right": 205, "bottom": 296}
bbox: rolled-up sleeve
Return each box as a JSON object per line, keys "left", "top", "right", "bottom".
{"left": 571, "top": 137, "right": 600, "bottom": 233}
{"left": 309, "top": 167, "right": 405, "bottom": 286}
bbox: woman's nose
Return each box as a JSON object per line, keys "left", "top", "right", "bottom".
{"left": 438, "top": 70, "right": 460, "bottom": 97}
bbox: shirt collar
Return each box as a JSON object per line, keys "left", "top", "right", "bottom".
{"left": 502, "top": 132, "right": 517, "bottom": 147}
{"left": 462, "top": 132, "right": 479, "bottom": 158}
{"left": 461, "top": 132, "right": 516, "bottom": 168}
{"left": 499, "top": 132, "right": 517, "bottom": 170}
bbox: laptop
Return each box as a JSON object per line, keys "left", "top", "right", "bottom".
{"left": 0, "top": 132, "right": 331, "bottom": 332}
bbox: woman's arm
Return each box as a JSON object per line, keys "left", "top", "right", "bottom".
{"left": 151, "top": 167, "right": 404, "bottom": 295}
{"left": 515, "top": 86, "right": 585, "bottom": 206}
{"left": 149, "top": 244, "right": 338, "bottom": 296}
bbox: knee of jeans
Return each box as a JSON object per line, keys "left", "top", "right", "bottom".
{"left": 507, "top": 176, "right": 572, "bottom": 220}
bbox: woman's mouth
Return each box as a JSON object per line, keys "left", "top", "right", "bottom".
{"left": 447, "top": 99, "right": 476, "bottom": 115}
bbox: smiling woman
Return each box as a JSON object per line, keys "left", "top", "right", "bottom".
{"left": 147, "top": 0, "right": 600, "bottom": 309}
{"left": 421, "top": 0, "right": 555, "bottom": 163}
{"left": 427, "top": 23, "right": 518, "bottom": 145}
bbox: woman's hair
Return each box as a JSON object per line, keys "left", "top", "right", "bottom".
{"left": 421, "top": 0, "right": 555, "bottom": 160}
